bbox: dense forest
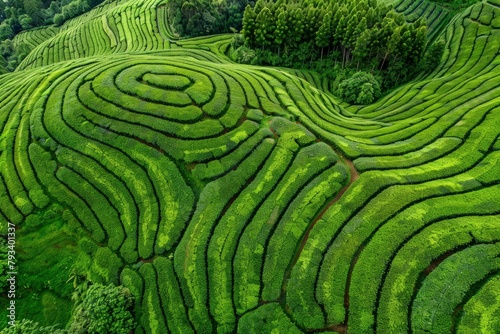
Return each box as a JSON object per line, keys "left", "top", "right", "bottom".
{"left": 166, "top": 0, "right": 252, "bottom": 37}
{"left": 232, "top": 0, "right": 442, "bottom": 102}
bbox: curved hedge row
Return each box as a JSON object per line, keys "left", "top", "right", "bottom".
{"left": 393, "top": 0, "right": 451, "bottom": 41}
{"left": 13, "top": 0, "right": 233, "bottom": 71}
{"left": 0, "top": 49, "right": 351, "bottom": 332}
{"left": 284, "top": 2, "right": 500, "bottom": 332}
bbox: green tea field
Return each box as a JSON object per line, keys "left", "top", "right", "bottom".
{"left": 0, "top": 0, "right": 499, "bottom": 333}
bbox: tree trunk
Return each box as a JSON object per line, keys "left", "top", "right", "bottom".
{"left": 342, "top": 47, "right": 346, "bottom": 69}
{"left": 380, "top": 51, "right": 389, "bottom": 71}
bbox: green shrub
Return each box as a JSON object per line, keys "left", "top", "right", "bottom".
{"left": 70, "top": 284, "right": 135, "bottom": 334}
{"left": 422, "top": 40, "right": 445, "bottom": 73}
{"left": 231, "top": 45, "right": 256, "bottom": 64}
{"left": 53, "top": 13, "right": 64, "bottom": 26}
{"left": 338, "top": 72, "right": 381, "bottom": 105}
{"left": 18, "top": 15, "right": 33, "bottom": 30}
{"left": 0, "top": 23, "right": 13, "bottom": 41}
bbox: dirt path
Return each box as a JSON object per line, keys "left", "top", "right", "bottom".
{"left": 281, "top": 147, "right": 360, "bottom": 302}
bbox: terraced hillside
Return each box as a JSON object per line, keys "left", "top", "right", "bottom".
{"left": 1, "top": 0, "right": 500, "bottom": 333}
{"left": 14, "top": 0, "right": 234, "bottom": 71}
{"left": 392, "top": 0, "right": 452, "bottom": 41}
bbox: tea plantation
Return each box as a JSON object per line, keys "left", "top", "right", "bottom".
{"left": 0, "top": 0, "right": 499, "bottom": 333}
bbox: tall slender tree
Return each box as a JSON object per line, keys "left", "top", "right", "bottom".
{"left": 242, "top": 4, "right": 257, "bottom": 47}
{"left": 315, "top": 11, "right": 332, "bottom": 60}
{"left": 380, "top": 25, "right": 401, "bottom": 70}
{"left": 274, "top": 7, "right": 286, "bottom": 56}
{"left": 255, "top": 6, "right": 274, "bottom": 50}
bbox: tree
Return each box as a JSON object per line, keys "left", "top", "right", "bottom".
{"left": 69, "top": 284, "right": 135, "bottom": 334}
{"left": 242, "top": 4, "right": 256, "bottom": 47}
{"left": 353, "top": 28, "right": 370, "bottom": 67}
{"left": 253, "top": 0, "right": 265, "bottom": 15}
{"left": 422, "top": 39, "right": 445, "bottom": 72}
{"left": 410, "top": 25, "right": 428, "bottom": 64}
{"left": 332, "top": 6, "right": 347, "bottom": 48}
{"left": 255, "top": 6, "right": 274, "bottom": 50}
{"left": 53, "top": 12, "right": 63, "bottom": 26}
{"left": 315, "top": 11, "right": 332, "bottom": 60}
{"left": 291, "top": 7, "right": 304, "bottom": 48}
{"left": 353, "top": 17, "right": 367, "bottom": 45}
{"left": 0, "top": 0, "right": 7, "bottom": 22}
{"left": 380, "top": 26, "right": 402, "bottom": 70}
{"left": 329, "top": 2, "right": 340, "bottom": 33}
{"left": 18, "top": 13, "right": 31, "bottom": 29}
{"left": 366, "top": 7, "right": 377, "bottom": 28}
{"left": 23, "top": 0, "right": 42, "bottom": 25}
{"left": 343, "top": 13, "right": 359, "bottom": 50}
{"left": 231, "top": 45, "right": 256, "bottom": 63}
{"left": 0, "top": 23, "right": 13, "bottom": 40}
{"left": 274, "top": 7, "right": 286, "bottom": 56}
{"left": 303, "top": 5, "right": 320, "bottom": 42}
{"left": 344, "top": 13, "right": 362, "bottom": 65}
{"left": 338, "top": 71, "right": 381, "bottom": 104}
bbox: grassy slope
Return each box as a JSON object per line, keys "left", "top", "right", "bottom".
{"left": 1, "top": 0, "right": 500, "bottom": 333}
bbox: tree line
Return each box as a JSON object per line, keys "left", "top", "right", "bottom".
{"left": 166, "top": 0, "right": 252, "bottom": 38}
{"left": 235, "top": 0, "right": 440, "bottom": 101}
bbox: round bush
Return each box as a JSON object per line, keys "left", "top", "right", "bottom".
{"left": 231, "top": 45, "right": 256, "bottom": 64}
{"left": 75, "top": 284, "right": 135, "bottom": 334}
{"left": 53, "top": 13, "right": 64, "bottom": 26}
{"left": 338, "top": 72, "right": 381, "bottom": 105}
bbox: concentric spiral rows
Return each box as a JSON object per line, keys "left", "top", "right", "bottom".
{"left": 0, "top": 50, "right": 351, "bottom": 333}
{"left": 1, "top": 1, "right": 500, "bottom": 333}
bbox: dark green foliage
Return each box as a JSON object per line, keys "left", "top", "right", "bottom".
{"left": 167, "top": 0, "right": 249, "bottom": 38}
{"left": 70, "top": 284, "right": 135, "bottom": 334}
{"left": 436, "top": 0, "right": 478, "bottom": 12}
{"left": 422, "top": 39, "right": 445, "bottom": 72}
{"left": 242, "top": 4, "right": 256, "bottom": 46}
{"left": 57, "top": 0, "right": 89, "bottom": 25}
{"left": 88, "top": 247, "right": 123, "bottom": 285}
{"left": 0, "top": 23, "right": 13, "bottom": 40}
{"left": 239, "top": 0, "right": 431, "bottom": 98}
{"left": 1, "top": 319, "right": 67, "bottom": 334}
{"left": 17, "top": 14, "right": 31, "bottom": 29}
{"left": 231, "top": 45, "right": 256, "bottom": 63}
{"left": 338, "top": 71, "right": 381, "bottom": 104}
{"left": 22, "top": 0, "right": 42, "bottom": 25}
